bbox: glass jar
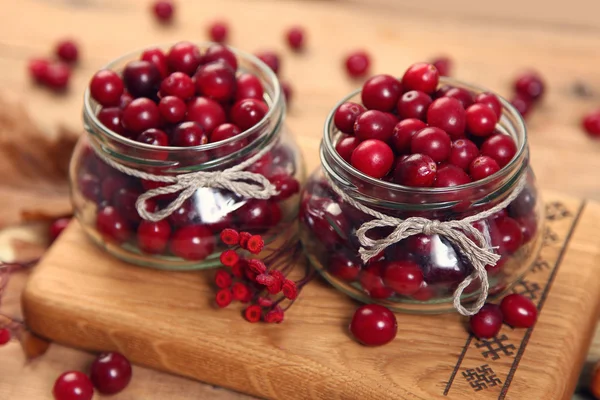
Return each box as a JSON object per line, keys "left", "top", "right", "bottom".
{"left": 70, "top": 43, "right": 304, "bottom": 270}
{"left": 300, "top": 78, "right": 543, "bottom": 313}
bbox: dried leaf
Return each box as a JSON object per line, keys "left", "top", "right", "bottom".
{"left": 18, "top": 329, "right": 51, "bottom": 360}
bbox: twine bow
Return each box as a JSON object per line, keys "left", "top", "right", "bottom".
{"left": 92, "top": 140, "right": 279, "bottom": 222}
{"left": 328, "top": 176, "right": 527, "bottom": 316}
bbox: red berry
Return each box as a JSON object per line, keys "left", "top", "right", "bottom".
{"left": 281, "top": 81, "right": 292, "bottom": 106}
{"left": 475, "top": 92, "right": 502, "bottom": 119}
{"left": 186, "top": 96, "right": 227, "bottom": 134}
{"left": 328, "top": 254, "right": 361, "bottom": 281}
{"left": 514, "top": 72, "right": 545, "bottom": 102}
{"left": 500, "top": 293, "right": 537, "bottom": 328}
{"left": 350, "top": 139, "right": 394, "bottom": 178}
{"left": 160, "top": 72, "right": 195, "bottom": 100}
{"left": 431, "top": 56, "right": 452, "bottom": 77}
{"left": 208, "top": 20, "right": 229, "bottom": 43}
{"left": 582, "top": 111, "right": 600, "bottom": 138}
{"left": 210, "top": 123, "right": 246, "bottom": 157}
{"left": 402, "top": 62, "right": 439, "bottom": 94}
{"left": 53, "top": 371, "right": 94, "bottom": 400}
{"left": 56, "top": 39, "right": 79, "bottom": 63}
{"left": 158, "top": 95, "right": 186, "bottom": 123}
{"left": 469, "top": 155, "right": 500, "bottom": 181}
{"left": 335, "top": 135, "right": 360, "bottom": 162}
{"left": 350, "top": 304, "right": 397, "bottom": 346}
{"left": 255, "top": 51, "right": 280, "bottom": 74}
{"left": 235, "top": 73, "right": 264, "bottom": 101}
{"left": 354, "top": 110, "right": 394, "bottom": 141}
{"left": 137, "top": 220, "right": 171, "bottom": 254}
{"left": 286, "top": 26, "right": 305, "bottom": 51}
{"left": 390, "top": 118, "right": 427, "bottom": 154}
{"left": 469, "top": 303, "right": 503, "bottom": 339}
{"left": 345, "top": 51, "right": 370, "bottom": 78}
{"left": 204, "top": 44, "right": 238, "bottom": 71}
{"left": 44, "top": 62, "right": 71, "bottom": 90}
{"left": 90, "top": 70, "right": 124, "bottom": 106}
{"left": 269, "top": 174, "right": 300, "bottom": 201}
{"left": 29, "top": 58, "right": 50, "bottom": 83}
{"left": 50, "top": 217, "right": 70, "bottom": 242}
{"left": 361, "top": 74, "right": 402, "bottom": 112}
{"left": 510, "top": 94, "right": 533, "bottom": 118}
{"left": 123, "top": 60, "right": 161, "bottom": 98}
{"left": 90, "top": 352, "right": 132, "bottom": 395}
{"left": 238, "top": 200, "right": 280, "bottom": 231}
{"left": 359, "top": 262, "right": 395, "bottom": 299}
{"left": 383, "top": 260, "right": 423, "bottom": 295}
{"left": 480, "top": 134, "right": 517, "bottom": 168}
{"left": 434, "top": 164, "right": 471, "bottom": 187}
{"left": 334, "top": 102, "right": 365, "bottom": 134}
{"left": 194, "top": 61, "right": 236, "bottom": 102}
{"left": 444, "top": 87, "right": 474, "bottom": 109}
{"left": 0, "top": 328, "right": 11, "bottom": 345}
{"left": 215, "top": 269, "right": 233, "bottom": 288}
{"left": 244, "top": 305, "right": 262, "bottom": 322}
{"left": 404, "top": 234, "right": 433, "bottom": 256}
{"left": 230, "top": 98, "right": 268, "bottom": 130}
{"left": 427, "top": 97, "right": 466, "bottom": 139}
{"left": 97, "top": 107, "right": 125, "bottom": 135}
{"left": 96, "top": 206, "right": 131, "bottom": 244}
{"left": 397, "top": 90, "right": 432, "bottom": 121}
{"left": 448, "top": 138, "right": 479, "bottom": 170}
{"left": 172, "top": 121, "right": 208, "bottom": 147}
{"left": 137, "top": 128, "right": 169, "bottom": 146}
{"left": 169, "top": 225, "right": 215, "bottom": 260}
{"left": 167, "top": 41, "right": 203, "bottom": 75}
{"left": 122, "top": 98, "right": 160, "bottom": 133}
{"left": 410, "top": 126, "right": 451, "bottom": 163}
{"left": 394, "top": 153, "right": 437, "bottom": 187}
{"left": 215, "top": 288, "right": 233, "bottom": 307}
{"left": 495, "top": 217, "right": 523, "bottom": 254}
{"left": 466, "top": 103, "right": 498, "bottom": 137}
{"left": 153, "top": 0, "right": 174, "bottom": 23}
{"left": 140, "top": 48, "right": 169, "bottom": 78}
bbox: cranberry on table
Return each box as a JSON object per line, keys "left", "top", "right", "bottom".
{"left": 122, "top": 98, "right": 160, "bottom": 133}
{"left": 186, "top": 96, "right": 227, "bottom": 134}
{"left": 56, "top": 39, "right": 79, "bottom": 63}
{"left": 44, "top": 62, "right": 71, "bottom": 90}
{"left": 469, "top": 155, "right": 500, "bottom": 181}
{"left": 0, "top": 328, "right": 11, "bottom": 345}
{"left": 475, "top": 92, "right": 502, "bottom": 119}
{"left": 448, "top": 138, "right": 479, "bottom": 170}
{"left": 334, "top": 102, "right": 365, "bottom": 134}
{"left": 470, "top": 303, "right": 503, "bottom": 339}
{"left": 500, "top": 293, "right": 537, "bottom": 328}
{"left": 361, "top": 74, "right": 402, "bottom": 112}
{"left": 514, "top": 71, "right": 545, "bottom": 102}
{"left": 167, "top": 41, "right": 203, "bottom": 75}
{"left": 194, "top": 61, "right": 236, "bottom": 102}
{"left": 137, "top": 220, "right": 171, "bottom": 254}
{"left": 466, "top": 103, "right": 498, "bottom": 137}
{"left": 50, "top": 217, "right": 71, "bottom": 242}
{"left": 208, "top": 20, "right": 229, "bottom": 43}
{"left": 90, "top": 70, "right": 124, "bottom": 107}
{"left": 53, "top": 371, "right": 94, "bottom": 400}
{"left": 353, "top": 110, "right": 394, "bottom": 141}
{"left": 286, "top": 26, "right": 306, "bottom": 51}
{"left": 510, "top": 94, "right": 533, "bottom": 118}
{"left": 582, "top": 111, "right": 600, "bottom": 138}
{"left": 443, "top": 87, "right": 474, "bottom": 109}
{"left": 172, "top": 121, "right": 208, "bottom": 147}
{"left": 427, "top": 97, "right": 466, "bottom": 139}
{"left": 480, "top": 134, "right": 517, "bottom": 168}
{"left": 153, "top": 0, "right": 174, "bottom": 23}
{"left": 397, "top": 90, "right": 432, "bottom": 121}
{"left": 431, "top": 56, "right": 452, "bottom": 77}
{"left": 350, "top": 139, "right": 394, "bottom": 179}
{"left": 90, "top": 352, "right": 133, "bottom": 395}
{"left": 204, "top": 44, "right": 238, "bottom": 71}
{"left": 230, "top": 98, "right": 268, "bottom": 130}
{"left": 96, "top": 206, "right": 131, "bottom": 244}
{"left": 434, "top": 164, "right": 471, "bottom": 187}
{"left": 350, "top": 304, "right": 397, "bottom": 346}
{"left": 235, "top": 73, "right": 264, "bottom": 101}
{"left": 410, "top": 126, "right": 451, "bottom": 163}
{"left": 345, "top": 50, "right": 370, "bottom": 78}
{"left": 137, "top": 128, "right": 169, "bottom": 146}
{"left": 390, "top": 118, "right": 427, "bottom": 154}
{"left": 328, "top": 254, "right": 361, "bottom": 281}
{"left": 170, "top": 225, "right": 215, "bottom": 260}
{"left": 383, "top": 260, "right": 424, "bottom": 296}
{"left": 28, "top": 58, "right": 50, "bottom": 83}
{"left": 158, "top": 95, "right": 186, "bottom": 123}
{"left": 359, "top": 262, "right": 395, "bottom": 299}
{"left": 394, "top": 153, "right": 437, "bottom": 187}
{"left": 335, "top": 135, "right": 360, "bottom": 162}
{"left": 495, "top": 217, "right": 523, "bottom": 254}
{"left": 401, "top": 62, "right": 439, "bottom": 94}
{"left": 97, "top": 107, "right": 125, "bottom": 135}
{"left": 255, "top": 51, "right": 280, "bottom": 74}
{"left": 141, "top": 48, "right": 169, "bottom": 78}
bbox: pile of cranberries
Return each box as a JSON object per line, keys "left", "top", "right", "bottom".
{"left": 28, "top": 39, "right": 79, "bottom": 91}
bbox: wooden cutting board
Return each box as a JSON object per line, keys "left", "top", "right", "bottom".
{"left": 21, "top": 191, "right": 600, "bottom": 400}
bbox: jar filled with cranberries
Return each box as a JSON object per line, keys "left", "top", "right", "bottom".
{"left": 300, "top": 63, "right": 543, "bottom": 313}
{"left": 70, "top": 42, "right": 304, "bottom": 270}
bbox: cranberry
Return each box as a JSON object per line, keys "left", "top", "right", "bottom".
{"left": 172, "top": 121, "right": 208, "bottom": 147}
{"left": 382, "top": 260, "right": 423, "bottom": 295}
{"left": 286, "top": 26, "right": 305, "bottom": 51}
{"left": 404, "top": 234, "right": 433, "bottom": 256}
{"left": 170, "top": 225, "right": 215, "bottom": 260}
{"left": 475, "top": 92, "right": 502, "bottom": 119}
{"left": 334, "top": 102, "right": 365, "bottom": 134}
{"left": 158, "top": 95, "right": 186, "bottom": 123}
{"left": 359, "top": 262, "right": 395, "bottom": 299}
{"left": 29, "top": 58, "right": 50, "bottom": 83}
{"left": 255, "top": 51, "right": 280, "bottom": 74}
{"left": 508, "top": 187, "right": 537, "bottom": 218}
{"left": 153, "top": 0, "right": 174, "bottom": 22}
{"left": 90, "top": 352, "right": 132, "bottom": 395}
{"left": 281, "top": 81, "right": 292, "bottom": 106}
{"left": 335, "top": 135, "right": 360, "bottom": 162}
{"left": 410, "top": 127, "right": 451, "bottom": 163}
{"left": 448, "top": 138, "right": 479, "bottom": 170}
{"left": 427, "top": 97, "right": 466, "bottom": 139}
{"left": 328, "top": 254, "right": 361, "bottom": 281}
{"left": 194, "top": 61, "right": 236, "bottom": 102}
{"left": 53, "top": 371, "right": 94, "bottom": 400}
{"left": 422, "top": 237, "right": 471, "bottom": 284}
{"left": 350, "top": 304, "right": 397, "bottom": 346}
{"left": 514, "top": 72, "right": 545, "bottom": 102}
{"left": 210, "top": 123, "right": 246, "bottom": 157}
{"left": 495, "top": 217, "right": 523, "bottom": 254}
{"left": 90, "top": 70, "right": 124, "bottom": 107}
{"left": 517, "top": 214, "right": 538, "bottom": 243}
{"left": 79, "top": 173, "right": 101, "bottom": 202}
{"left": 44, "top": 62, "right": 71, "bottom": 90}
{"left": 101, "top": 174, "right": 129, "bottom": 200}
{"left": 510, "top": 94, "right": 533, "bottom": 118}
{"left": 168, "top": 201, "right": 197, "bottom": 227}
{"left": 361, "top": 74, "right": 402, "bottom": 112}
{"left": 124, "top": 61, "right": 161, "bottom": 99}
{"left": 96, "top": 206, "right": 131, "bottom": 243}
{"left": 204, "top": 44, "right": 238, "bottom": 71}
{"left": 390, "top": 118, "right": 427, "bottom": 154}
{"left": 140, "top": 48, "right": 169, "bottom": 78}
{"left": 431, "top": 56, "right": 452, "bottom": 76}
{"left": 186, "top": 97, "right": 226, "bottom": 133}
{"left": 230, "top": 98, "right": 267, "bottom": 130}
{"left": 97, "top": 107, "right": 125, "bottom": 135}
{"left": 235, "top": 73, "right": 264, "bottom": 101}
{"left": 208, "top": 21, "right": 229, "bottom": 43}
{"left": 167, "top": 42, "right": 203, "bottom": 75}
{"left": 350, "top": 139, "right": 394, "bottom": 179}
{"left": 402, "top": 62, "right": 439, "bottom": 94}
{"left": 122, "top": 98, "right": 159, "bottom": 133}
{"left": 411, "top": 283, "right": 436, "bottom": 301}
{"left": 444, "top": 87, "right": 474, "bottom": 108}
{"left": 113, "top": 187, "right": 145, "bottom": 222}
{"left": 238, "top": 200, "right": 280, "bottom": 231}
{"left": 269, "top": 174, "right": 300, "bottom": 201}
{"left": 583, "top": 111, "right": 600, "bottom": 138}
{"left": 56, "top": 39, "right": 79, "bottom": 63}
{"left": 50, "top": 218, "right": 70, "bottom": 242}
{"left": 394, "top": 153, "right": 437, "bottom": 187}
{"left": 434, "top": 164, "right": 471, "bottom": 187}
{"left": 137, "top": 128, "right": 168, "bottom": 146}
{"left": 469, "top": 155, "right": 500, "bottom": 181}
{"left": 300, "top": 198, "right": 348, "bottom": 246}
{"left": 137, "top": 220, "right": 171, "bottom": 254}
{"left": 0, "top": 328, "right": 10, "bottom": 345}
{"left": 469, "top": 303, "right": 503, "bottom": 339}
{"left": 345, "top": 51, "right": 370, "bottom": 78}
{"left": 466, "top": 103, "right": 498, "bottom": 137}
{"left": 160, "top": 72, "right": 194, "bottom": 100}
{"left": 396, "top": 90, "right": 431, "bottom": 121}
{"left": 480, "top": 134, "right": 517, "bottom": 168}
{"left": 353, "top": 110, "right": 394, "bottom": 141}
{"left": 500, "top": 293, "right": 537, "bottom": 328}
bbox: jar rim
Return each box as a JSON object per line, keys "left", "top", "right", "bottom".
{"left": 83, "top": 41, "right": 283, "bottom": 153}
{"left": 321, "top": 76, "right": 528, "bottom": 195}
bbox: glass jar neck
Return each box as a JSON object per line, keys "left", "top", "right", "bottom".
{"left": 320, "top": 77, "right": 529, "bottom": 215}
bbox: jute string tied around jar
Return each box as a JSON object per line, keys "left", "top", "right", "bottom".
{"left": 92, "top": 140, "right": 279, "bottom": 222}
{"left": 327, "top": 175, "right": 527, "bottom": 316}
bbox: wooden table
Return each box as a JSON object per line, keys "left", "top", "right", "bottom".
{"left": 1, "top": 0, "right": 600, "bottom": 399}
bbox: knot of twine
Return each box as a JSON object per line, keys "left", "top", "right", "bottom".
{"left": 328, "top": 176, "right": 527, "bottom": 316}
{"left": 92, "top": 140, "right": 279, "bottom": 222}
